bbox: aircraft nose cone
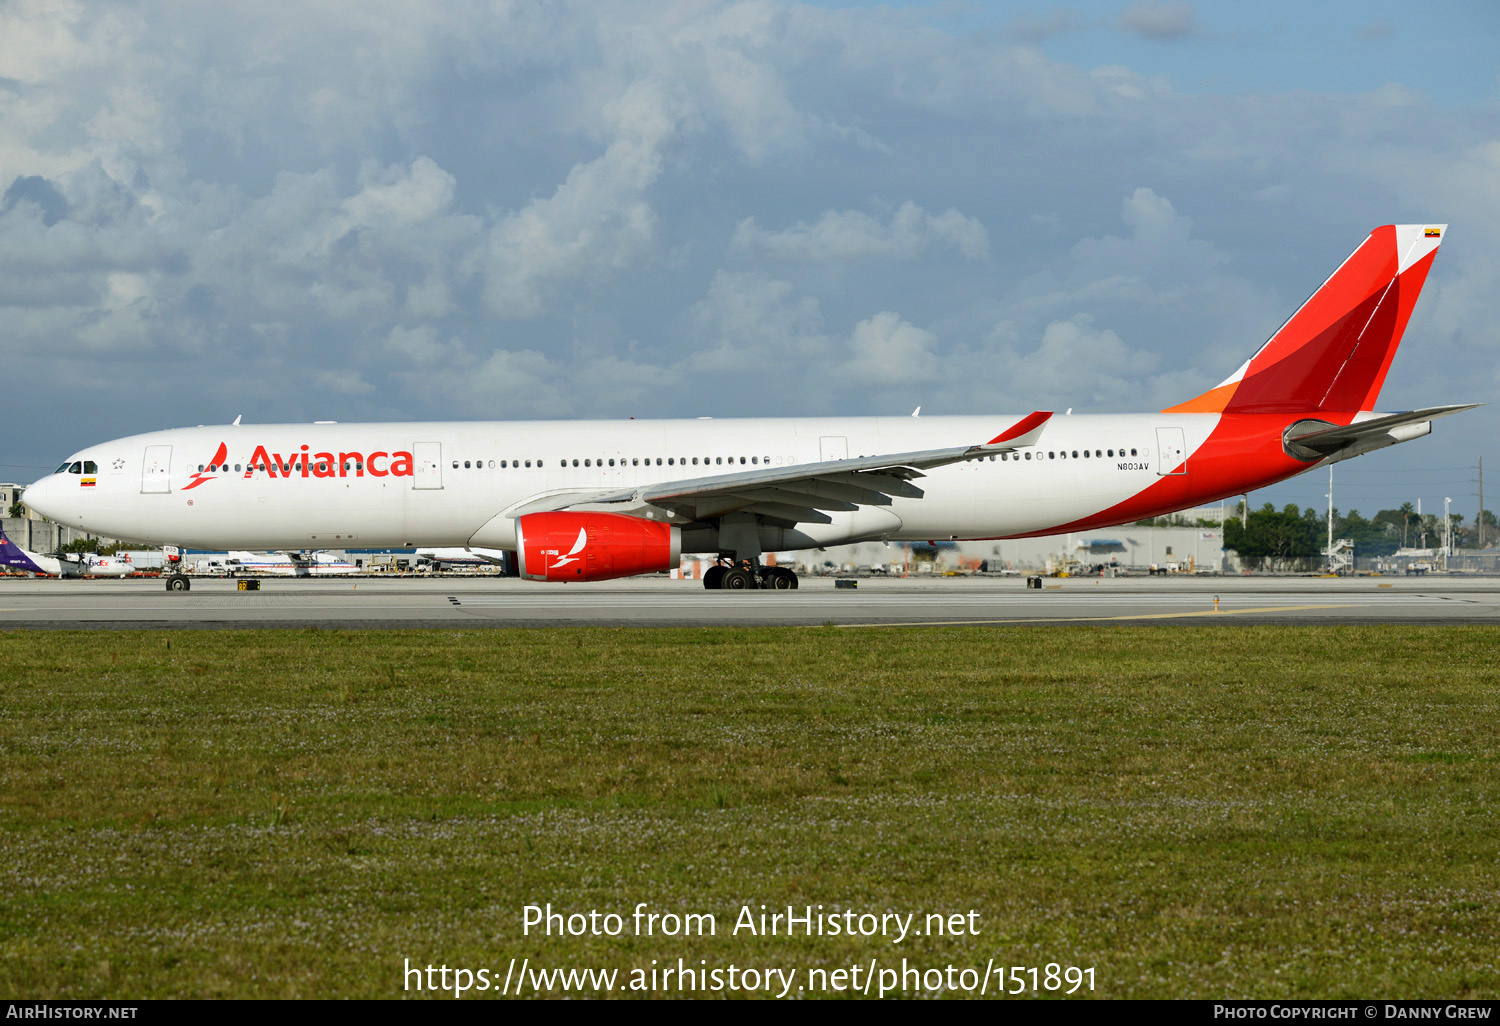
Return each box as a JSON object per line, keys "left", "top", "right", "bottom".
{"left": 22, "top": 475, "right": 62, "bottom": 521}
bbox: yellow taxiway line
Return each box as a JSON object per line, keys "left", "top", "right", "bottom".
{"left": 836, "top": 603, "right": 1371, "bottom": 628}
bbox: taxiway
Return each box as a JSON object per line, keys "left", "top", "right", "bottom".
{"left": 0, "top": 574, "right": 1496, "bottom": 629}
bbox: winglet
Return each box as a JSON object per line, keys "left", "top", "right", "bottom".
{"left": 986, "top": 410, "right": 1053, "bottom": 447}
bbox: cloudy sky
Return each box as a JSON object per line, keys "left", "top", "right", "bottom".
{"left": 2, "top": 0, "right": 1497, "bottom": 517}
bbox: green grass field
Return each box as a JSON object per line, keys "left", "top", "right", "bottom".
{"left": 2, "top": 626, "right": 1497, "bottom": 999}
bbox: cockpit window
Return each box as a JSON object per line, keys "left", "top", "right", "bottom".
{"left": 83, "top": 461, "right": 97, "bottom": 474}
{"left": 68, "top": 462, "right": 83, "bottom": 474}
{"left": 56, "top": 462, "right": 71, "bottom": 474}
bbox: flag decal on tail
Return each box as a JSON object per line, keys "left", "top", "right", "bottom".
{"left": 1425, "top": 228, "right": 1441, "bottom": 238}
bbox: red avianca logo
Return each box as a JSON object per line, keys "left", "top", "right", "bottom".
{"left": 181, "top": 442, "right": 228, "bottom": 491}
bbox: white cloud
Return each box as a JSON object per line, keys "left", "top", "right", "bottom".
{"left": 687, "top": 270, "right": 832, "bottom": 376}
{"left": 484, "top": 79, "right": 680, "bottom": 319}
{"left": 732, "top": 201, "right": 988, "bottom": 262}
{"left": 1118, "top": 1, "right": 1198, "bottom": 41}
{"left": 843, "top": 312, "right": 942, "bottom": 386}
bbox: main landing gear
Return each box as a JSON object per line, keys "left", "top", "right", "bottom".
{"left": 165, "top": 573, "right": 191, "bottom": 592}
{"left": 702, "top": 559, "right": 798, "bottom": 591}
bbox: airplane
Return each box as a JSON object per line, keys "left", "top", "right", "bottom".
{"left": 226, "top": 551, "right": 360, "bottom": 576}
{"left": 0, "top": 525, "right": 136, "bottom": 578}
{"left": 414, "top": 545, "right": 513, "bottom": 571}
{"left": 23, "top": 224, "right": 1476, "bottom": 593}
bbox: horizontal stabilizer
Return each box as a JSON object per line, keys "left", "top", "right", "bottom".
{"left": 1285, "top": 404, "right": 1480, "bottom": 457}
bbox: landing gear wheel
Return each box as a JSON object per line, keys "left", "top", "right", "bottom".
{"left": 703, "top": 565, "right": 727, "bottom": 590}
{"left": 763, "top": 568, "right": 797, "bottom": 590}
{"left": 720, "top": 567, "right": 757, "bottom": 590}
{"left": 166, "top": 574, "right": 191, "bottom": 592}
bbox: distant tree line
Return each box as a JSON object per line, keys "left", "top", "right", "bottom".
{"left": 1221, "top": 501, "right": 1496, "bottom": 571}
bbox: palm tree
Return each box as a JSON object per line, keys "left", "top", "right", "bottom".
{"left": 6, "top": 500, "right": 24, "bottom": 519}
{"left": 1398, "top": 501, "right": 1415, "bottom": 548}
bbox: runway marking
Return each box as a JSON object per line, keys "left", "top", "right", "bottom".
{"left": 836, "top": 603, "right": 1372, "bottom": 628}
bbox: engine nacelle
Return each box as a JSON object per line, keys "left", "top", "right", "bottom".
{"left": 515, "top": 512, "right": 681, "bottom": 582}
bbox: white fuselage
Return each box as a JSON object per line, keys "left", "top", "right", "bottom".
{"left": 24, "top": 413, "right": 1241, "bottom": 552}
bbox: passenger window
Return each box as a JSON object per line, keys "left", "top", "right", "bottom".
{"left": 692, "top": 458, "right": 698, "bottom": 465}
{"left": 1131, "top": 448, "right": 1137, "bottom": 456}
{"left": 1048, "top": 452, "right": 1055, "bottom": 460}
{"left": 525, "top": 460, "right": 532, "bottom": 468}
{"left": 236, "top": 464, "right": 243, "bottom": 472}
{"left": 537, "top": 460, "right": 543, "bottom": 468}
{"left": 656, "top": 458, "right": 663, "bottom": 466}
{"left": 715, "top": 457, "right": 722, "bottom": 465}
{"left": 739, "top": 457, "right": 746, "bottom": 465}
{"left": 609, "top": 459, "right": 615, "bottom": 467}
{"left": 751, "top": 457, "right": 758, "bottom": 464}
{"left": 488, "top": 461, "right": 495, "bottom": 469}
{"left": 451, "top": 461, "right": 459, "bottom": 469}
{"left": 632, "top": 459, "right": 639, "bottom": 466}
{"left": 1095, "top": 450, "right": 1102, "bottom": 458}
{"left": 1025, "top": 452, "right": 1032, "bottom": 460}
{"left": 1107, "top": 449, "right": 1114, "bottom": 457}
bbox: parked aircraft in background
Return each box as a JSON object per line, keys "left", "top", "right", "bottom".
{"left": 226, "top": 551, "right": 360, "bottom": 576}
{"left": 0, "top": 526, "right": 136, "bottom": 577}
{"left": 414, "top": 545, "right": 512, "bottom": 571}
{"left": 24, "top": 225, "right": 1474, "bottom": 592}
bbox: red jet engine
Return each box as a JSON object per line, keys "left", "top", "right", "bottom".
{"left": 515, "top": 512, "right": 681, "bottom": 582}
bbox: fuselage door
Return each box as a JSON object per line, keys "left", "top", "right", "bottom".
{"left": 1155, "top": 427, "right": 1187, "bottom": 476}
{"left": 141, "top": 445, "right": 172, "bottom": 493}
{"left": 413, "top": 441, "right": 443, "bottom": 489}
{"left": 819, "top": 436, "right": 848, "bottom": 462}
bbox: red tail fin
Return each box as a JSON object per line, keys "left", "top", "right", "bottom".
{"left": 1166, "top": 224, "right": 1444, "bottom": 414}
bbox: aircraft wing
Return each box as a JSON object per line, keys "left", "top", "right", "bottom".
{"left": 532, "top": 411, "right": 1052, "bottom": 527}
{"left": 1285, "top": 405, "right": 1480, "bottom": 455}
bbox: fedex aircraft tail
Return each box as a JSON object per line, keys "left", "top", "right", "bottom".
{"left": 0, "top": 524, "right": 46, "bottom": 574}
{"left": 1166, "top": 224, "right": 1445, "bottom": 415}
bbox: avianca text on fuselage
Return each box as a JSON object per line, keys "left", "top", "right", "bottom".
{"left": 239, "top": 445, "right": 416, "bottom": 480}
